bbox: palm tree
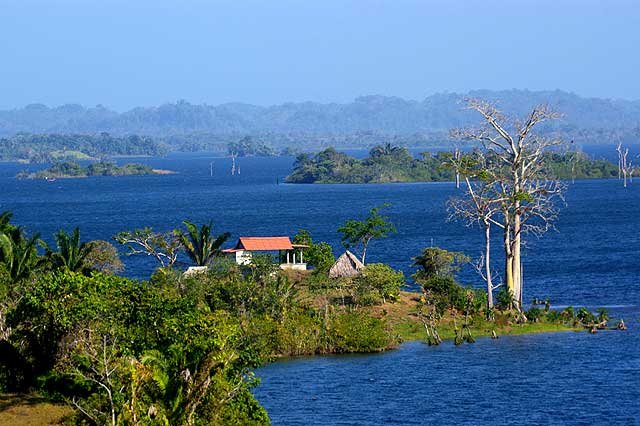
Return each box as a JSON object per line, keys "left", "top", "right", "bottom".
{"left": 177, "top": 221, "right": 230, "bottom": 266}
{"left": 369, "top": 143, "right": 401, "bottom": 158}
{"left": 0, "top": 225, "right": 41, "bottom": 282}
{"left": 45, "top": 227, "right": 89, "bottom": 273}
{"left": 0, "top": 211, "right": 13, "bottom": 233}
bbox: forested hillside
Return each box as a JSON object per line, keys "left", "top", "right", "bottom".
{"left": 1, "top": 91, "right": 639, "bottom": 146}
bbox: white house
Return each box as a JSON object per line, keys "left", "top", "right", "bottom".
{"left": 222, "top": 236, "right": 308, "bottom": 271}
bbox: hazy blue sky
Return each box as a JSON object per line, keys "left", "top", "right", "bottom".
{"left": 1, "top": 0, "right": 638, "bottom": 110}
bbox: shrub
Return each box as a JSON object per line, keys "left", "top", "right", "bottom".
{"left": 596, "top": 308, "right": 609, "bottom": 323}
{"left": 496, "top": 287, "right": 515, "bottom": 310}
{"left": 329, "top": 312, "right": 395, "bottom": 353}
{"left": 576, "top": 307, "right": 596, "bottom": 324}
{"left": 526, "top": 307, "right": 544, "bottom": 323}
{"left": 561, "top": 306, "right": 575, "bottom": 321}
{"left": 293, "top": 229, "right": 335, "bottom": 271}
{"left": 353, "top": 263, "right": 404, "bottom": 305}
{"left": 419, "top": 276, "right": 468, "bottom": 314}
{"left": 545, "top": 310, "right": 562, "bottom": 323}
{"left": 276, "top": 310, "right": 324, "bottom": 356}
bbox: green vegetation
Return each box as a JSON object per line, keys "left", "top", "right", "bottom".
{"left": 337, "top": 204, "right": 396, "bottom": 263}
{"left": 286, "top": 146, "right": 621, "bottom": 184}
{"left": 18, "top": 161, "right": 169, "bottom": 179}
{"left": 228, "top": 136, "right": 276, "bottom": 157}
{"left": 292, "top": 229, "right": 335, "bottom": 271}
{"left": 0, "top": 215, "right": 399, "bottom": 425}
{"left": 287, "top": 146, "right": 454, "bottom": 183}
{"left": 176, "top": 220, "right": 230, "bottom": 266}
{"left": 0, "top": 133, "right": 167, "bottom": 163}
{"left": 0, "top": 210, "right": 613, "bottom": 424}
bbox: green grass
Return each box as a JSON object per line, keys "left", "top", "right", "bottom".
{"left": 393, "top": 316, "right": 580, "bottom": 343}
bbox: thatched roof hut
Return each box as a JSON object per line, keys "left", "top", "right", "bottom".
{"left": 329, "top": 250, "right": 365, "bottom": 278}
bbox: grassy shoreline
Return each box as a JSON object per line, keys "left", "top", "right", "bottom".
{"left": 0, "top": 289, "right": 585, "bottom": 425}
{"left": 370, "top": 292, "right": 581, "bottom": 344}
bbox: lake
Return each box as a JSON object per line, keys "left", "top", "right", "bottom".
{"left": 1, "top": 152, "right": 639, "bottom": 424}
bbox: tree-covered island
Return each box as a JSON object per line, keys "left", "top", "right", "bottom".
{"left": 286, "top": 145, "right": 622, "bottom": 184}
{"left": 17, "top": 161, "right": 174, "bottom": 179}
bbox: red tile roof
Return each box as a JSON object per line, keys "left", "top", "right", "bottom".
{"left": 235, "top": 236, "right": 294, "bottom": 251}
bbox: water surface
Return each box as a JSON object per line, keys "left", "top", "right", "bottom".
{"left": 1, "top": 152, "right": 638, "bottom": 424}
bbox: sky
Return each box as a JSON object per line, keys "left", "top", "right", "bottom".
{"left": 1, "top": 0, "right": 639, "bottom": 110}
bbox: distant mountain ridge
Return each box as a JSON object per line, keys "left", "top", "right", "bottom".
{"left": 1, "top": 90, "right": 639, "bottom": 139}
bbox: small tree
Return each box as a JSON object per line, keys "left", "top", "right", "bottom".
{"left": 293, "top": 229, "right": 335, "bottom": 271}
{"left": 338, "top": 205, "right": 396, "bottom": 264}
{"left": 354, "top": 263, "right": 404, "bottom": 305}
{"left": 412, "top": 247, "right": 469, "bottom": 281}
{"left": 82, "top": 240, "right": 123, "bottom": 275}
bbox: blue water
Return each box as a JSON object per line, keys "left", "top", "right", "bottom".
{"left": 1, "top": 152, "right": 639, "bottom": 424}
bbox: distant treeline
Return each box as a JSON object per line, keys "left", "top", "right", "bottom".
{"left": 0, "top": 133, "right": 167, "bottom": 163}
{"left": 286, "top": 146, "right": 620, "bottom": 184}
{"left": 2, "top": 90, "right": 640, "bottom": 145}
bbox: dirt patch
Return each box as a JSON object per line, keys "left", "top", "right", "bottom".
{"left": 0, "top": 394, "right": 71, "bottom": 426}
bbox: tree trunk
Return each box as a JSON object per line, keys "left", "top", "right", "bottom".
{"left": 361, "top": 239, "right": 369, "bottom": 264}
{"left": 503, "top": 218, "right": 514, "bottom": 308}
{"left": 512, "top": 208, "right": 523, "bottom": 310}
{"left": 484, "top": 222, "right": 493, "bottom": 310}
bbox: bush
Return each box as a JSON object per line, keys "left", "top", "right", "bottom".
{"left": 293, "top": 229, "right": 335, "bottom": 271}
{"left": 329, "top": 311, "right": 395, "bottom": 353}
{"left": 276, "top": 310, "right": 324, "bottom": 356}
{"left": 496, "top": 287, "right": 515, "bottom": 310}
{"left": 545, "top": 310, "right": 562, "bottom": 323}
{"left": 561, "top": 306, "right": 575, "bottom": 321}
{"left": 576, "top": 307, "right": 596, "bottom": 324}
{"left": 419, "top": 276, "right": 468, "bottom": 314}
{"left": 526, "top": 307, "right": 544, "bottom": 323}
{"left": 353, "top": 263, "right": 404, "bottom": 305}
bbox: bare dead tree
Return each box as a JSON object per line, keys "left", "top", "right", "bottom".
{"left": 447, "top": 155, "right": 505, "bottom": 311}
{"left": 617, "top": 142, "right": 634, "bottom": 187}
{"left": 451, "top": 99, "right": 565, "bottom": 311}
{"left": 230, "top": 151, "right": 237, "bottom": 175}
{"left": 61, "top": 329, "right": 121, "bottom": 426}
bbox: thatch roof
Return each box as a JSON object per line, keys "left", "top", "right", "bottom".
{"left": 329, "top": 250, "right": 365, "bottom": 278}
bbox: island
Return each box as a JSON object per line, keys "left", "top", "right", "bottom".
{"left": 0, "top": 133, "right": 168, "bottom": 163}
{"left": 286, "top": 145, "right": 621, "bottom": 183}
{"left": 17, "top": 161, "right": 175, "bottom": 179}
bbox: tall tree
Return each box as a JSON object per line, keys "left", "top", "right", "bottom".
{"left": 176, "top": 220, "right": 230, "bottom": 266}
{"left": 452, "top": 99, "right": 565, "bottom": 311}
{"left": 338, "top": 205, "right": 396, "bottom": 264}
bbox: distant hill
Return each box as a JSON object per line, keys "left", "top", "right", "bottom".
{"left": 1, "top": 90, "right": 639, "bottom": 145}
